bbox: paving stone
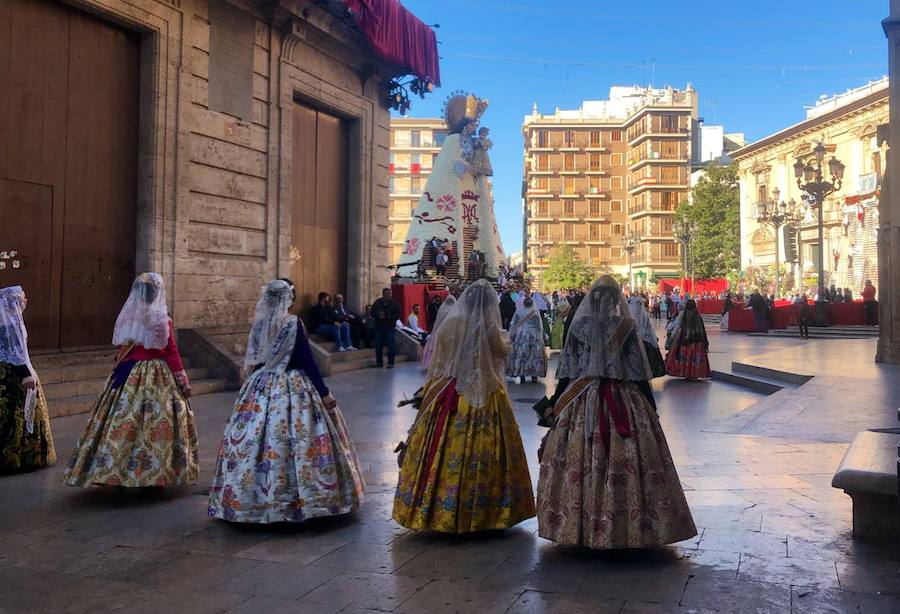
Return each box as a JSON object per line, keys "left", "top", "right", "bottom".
{"left": 697, "top": 527, "right": 788, "bottom": 558}
{"left": 579, "top": 568, "right": 690, "bottom": 605}
{"left": 480, "top": 554, "right": 594, "bottom": 593}
{"left": 790, "top": 586, "right": 900, "bottom": 613}
{"left": 58, "top": 545, "right": 186, "bottom": 581}
{"left": 233, "top": 534, "right": 348, "bottom": 564}
{"left": 392, "top": 541, "right": 510, "bottom": 582}
{"left": 127, "top": 588, "right": 252, "bottom": 614}
{"left": 835, "top": 561, "right": 900, "bottom": 595}
{"left": 507, "top": 589, "right": 623, "bottom": 613}
{"left": 166, "top": 525, "right": 276, "bottom": 556}
{"left": 737, "top": 553, "right": 840, "bottom": 588}
{"left": 213, "top": 561, "right": 341, "bottom": 600}
{"left": 680, "top": 575, "right": 791, "bottom": 613}
{"left": 300, "top": 570, "right": 430, "bottom": 611}
{"left": 226, "top": 596, "right": 342, "bottom": 614}
{"left": 143, "top": 552, "right": 262, "bottom": 589}
{"left": 395, "top": 579, "right": 525, "bottom": 614}
{"left": 308, "top": 540, "right": 423, "bottom": 574}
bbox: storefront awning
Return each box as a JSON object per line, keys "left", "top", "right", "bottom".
{"left": 342, "top": 0, "right": 441, "bottom": 86}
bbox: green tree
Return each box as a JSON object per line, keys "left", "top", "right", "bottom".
{"left": 541, "top": 245, "right": 594, "bottom": 290}
{"left": 676, "top": 163, "right": 741, "bottom": 279}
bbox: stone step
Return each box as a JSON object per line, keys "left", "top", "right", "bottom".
{"left": 42, "top": 367, "right": 209, "bottom": 400}
{"left": 31, "top": 348, "right": 117, "bottom": 369}
{"left": 46, "top": 377, "right": 229, "bottom": 419}
{"left": 710, "top": 369, "right": 796, "bottom": 395}
{"left": 750, "top": 330, "right": 878, "bottom": 339}
{"left": 731, "top": 361, "right": 813, "bottom": 386}
{"left": 330, "top": 354, "right": 409, "bottom": 375}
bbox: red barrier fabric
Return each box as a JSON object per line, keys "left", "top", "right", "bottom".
{"left": 342, "top": 0, "right": 441, "bottom": 85}
{"left": 828, "top": 301, "right": 876, "bottom": 325}
{"left": 392, "top": 283, "right": 445, "bottom": 329}
{"left": 728, "top": 301, "right": 875, "bottom": 332}
{"left": 657, "top": 278, "right": 728, "bottom": 295}
{"left": 727, "top": 309, "right": 755, "bottom": 332}
{"left": 696, "top": 300, "right": 725, "bottom": 315}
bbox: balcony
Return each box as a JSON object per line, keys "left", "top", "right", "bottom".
{"left": 627, "top": 122, "right": 690, "bottom": 146}
{"left": 627, "top": 149, "right": 689, "bottom": 171}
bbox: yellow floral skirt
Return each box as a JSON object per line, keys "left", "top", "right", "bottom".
{"left": 393, "top": 376, "right": 535, "bottom": 533}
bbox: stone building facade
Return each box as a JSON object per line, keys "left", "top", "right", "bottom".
{"left": 0, "top": 0, "right": 437, "bottom": 352}
{"left": 733, "top": 79, "right": 888, "bottom": 296}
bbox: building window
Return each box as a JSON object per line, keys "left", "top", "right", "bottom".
{"left": 611, "top": 199, "right": 622, "bottom": 212}
{"left": 564, "top": 224, "right": 574, "bottom": 241}
{"left": 589, "top": 176, "right": 602, "bottom": 194}
{"left": 565, "top": 201, "right": 575, "bottom": 218}
{"left": 410, "top": 130, "right": 421, "bottom": 147}
{"left": 589, "top": 201, "right": 601, "bottom": 218}
{"left": 661, "top": 192, "right": 677, "bottom": 210}
{"left": 536, "top": 130, "right": 547, "bottom": 147}
{"left": 389, "top": 177, "right": 396, "bottom": 193}
{"left": 533, "top": 177, "right": 549, "bottom": 191}
{"left": 564, "top": 130, "right": 576, "bottom": 147}
{"left": 611, "top": 153, "right": 623, "bottom": 166}
{"left": 612, "top": 223, "right": 623, "bottom": 235}
{"left": 663, "top": 242, "right": 679, "bottom": 258}
{"left": 564, "top": 177, "right": 575, "bottom": 194}
{"left": 538, "top": 224, "right": 548, "bottom": 240}
{"left": 590, "top": 130, "right": 601, "bottom": 146}
{"left": 590, "top": 153, "right": 602, "bottom": 171}
{"left": 611, "top": 246, "right": 622, "bottom": 259}
{"left": 662, "top": 216, "right": 673, "bottom": 231}
{"left": 589, "top": 246, "right": 601, "bottom": 263}
{"left": 611, "top": 177, "right": 623, "bottom": 190}
{"left": 410, "top": 177, "right": 422, "bottom": 194}
{"left": 661, "top": 115, "right": 678, "bottom": 133}
{"left": 611, "top": 130, "right": 622, "bottom": 142}
{"left": 536, "top": 154, "right": 548, "bottom": 171}
{"left": 564, "top": 153, "right": 575, "bottom": 172}
{"left": 661, "top": 167, "right": 681, "bottom": 184}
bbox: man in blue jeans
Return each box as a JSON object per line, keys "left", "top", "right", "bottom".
{"left": 309, "top": 292, "right": 355, "bottom": 352}
{"left": 371, "top": 287, "right": 401, "bottom": 367}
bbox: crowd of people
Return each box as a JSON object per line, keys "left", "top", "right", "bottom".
{"left": 1, "top": 271, "right": 712, "bottom": 553}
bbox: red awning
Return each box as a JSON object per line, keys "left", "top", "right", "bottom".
{"left": 342, "top": 0, "right": 441, "bottom": 86}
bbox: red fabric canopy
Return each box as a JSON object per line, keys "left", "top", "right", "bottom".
{"left": 342, "top": 0, "right": 441, "bottom": 86}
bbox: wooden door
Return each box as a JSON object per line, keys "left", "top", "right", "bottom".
{"left": 291, "top": 102, "right": 349, "bottom": 313}
{"left": 0, "top": 0, "right": 139, "bottom": 350}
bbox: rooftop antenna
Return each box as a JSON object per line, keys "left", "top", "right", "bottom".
{"left": 650, "top": 57, "right": 656, "bottom": 88}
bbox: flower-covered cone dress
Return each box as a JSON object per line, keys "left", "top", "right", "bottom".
{"left": 0, "top": 286, "right": 56, "bottom": 472}
{"left": 393, "top": 280, "right": 535, "bottom": 532}
{"left": 209, "top": 285, "right": 364, "bottom": 523}
{"left": 537, "top": 277, "right": 696, "bottom": 549}
{"left": 64, "top": 274, "right": 198, "bottom": 487}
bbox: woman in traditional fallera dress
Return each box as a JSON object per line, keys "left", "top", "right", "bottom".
{"left": 505, "top": 298, "right": 547, "bottom": 383}
{"left": 209, "top": 279, "right": 364, "bottom": 523}
{"left": 64, "top": 273, "right": 198, "bottom": 488}
{"left": 422, "top": 294, "right": 456, "bottom": 368}
{"left": 537, "top": 276, "right": 696, "bottom": 549}
{"left": 664, "top": 299, "right": 711, "bottom": 380}
{"left": 393, "top": 279, "right": 535, "bottom": 533}
{"left": 549, "top": 295, "right": 570, "bottom": 350}
{"left": 0, "top": 286, "right": 56, "bottom": 472}
{"left": 628, "top": 295, "right": 666, "bottom": 379}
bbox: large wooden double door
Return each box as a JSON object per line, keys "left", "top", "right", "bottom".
{"left": 0, "top": 0, "right": 140, "bottom": 350}
{"left": 291, "top": 101, "right": 350, "bottom": 311}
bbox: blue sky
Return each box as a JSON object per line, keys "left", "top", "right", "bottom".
{"left": 394, "top": 0, "right": 888, "bottom": 255}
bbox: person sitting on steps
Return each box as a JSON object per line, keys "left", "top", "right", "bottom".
{"left": 309, "top": 292, "right": 355, "bottom": 352}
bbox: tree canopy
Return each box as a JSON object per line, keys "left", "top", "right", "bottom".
{"left": 541, "top": 245, "right": 595, "bottom": 290}
{"left": 676, "top": 162, "right": 741, "bottom": 279}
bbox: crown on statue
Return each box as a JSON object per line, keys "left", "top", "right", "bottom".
{"left": 442, "top": 91, "right": 489, "bottom": 134}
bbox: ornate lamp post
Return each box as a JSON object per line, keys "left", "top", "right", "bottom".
{"left": 672, "top": 216, "right": 700, "bottom": 292}
{"left": 793, "top": 142, "right": 844, "bottom": 326}
{"left": 621, "top": 229, "right": 641, "bottom": 293}
{"left": 756, "top": 189, "right": 803, "bottom": 298}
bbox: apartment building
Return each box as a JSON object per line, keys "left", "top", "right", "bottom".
{"left": 388, "top": 117, "right": 448, "bottom": 263}
{"left": 522, "top": 85, "right": 698, "bottom": 289}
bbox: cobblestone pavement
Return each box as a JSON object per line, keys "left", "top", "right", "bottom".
{"left": 1, "top": 331, "right": 898, "bottom": 613}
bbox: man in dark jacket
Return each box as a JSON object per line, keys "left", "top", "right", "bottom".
{"left": 748, "top": 290, "right": 768, "bottom": 333}
{"left": 310, "top": 292, "right": 354, "bottom": 351}
{"left": 371, "top": 288, "right": 402, "bottom": 368}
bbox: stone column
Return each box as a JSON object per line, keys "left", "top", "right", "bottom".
{"left": 877, "top": 1, "right": 900, "bottom": 363}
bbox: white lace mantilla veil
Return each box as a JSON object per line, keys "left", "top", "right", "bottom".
{"left": 243, "top": 280, "right": 295, "bottom": 371}
{"left": 628, "top": 295, "right": 658, "bottom": 346}
{"left": 0, "top": 286, "right": 38, "bottom": 432}
{"left": 556, "top": 276, "right": 653, "bottom": 381}
{"left": 112, "top": 272, "right": 170, "bottom": 350}
{"left": 432, "top": 294, "right": 457, "bottom": 334}
{"left": 510, "top": 303, "right": 542, "bottom": 337}
{"left": 426, "top": 279, "right": 508, "bottom": 407}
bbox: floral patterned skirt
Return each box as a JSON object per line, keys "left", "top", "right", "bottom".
{"left": 537, "top": 378, "right": 696, "bottom": 549}
{"left": 208, "top": 368, "right": 365, "bottom": 523}
{"left": 63, "top": 359, "right": 198, "bottom": 488}
{"left": 0, "top": 363, "right": 56, "bottom": 472}
{"left": 393, "top": 377, "right": 536, "bottom": 533}
{"left": 505, "top": 334, "right": 547, "bottom": 378}
{"left": 665, "top": 340, "right": 711, "bottom": 379}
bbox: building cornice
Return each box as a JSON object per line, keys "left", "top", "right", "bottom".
{"left": 732, "top": 88, "right": 888, "bottom": 161}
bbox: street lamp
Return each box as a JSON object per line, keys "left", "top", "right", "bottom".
{"left": 794, "top": 142, "right": 844, "bottom": 326}
{"left": 756, "top": 189, "right": 803, "bottom": 298}
{"left": 621, "top": 229, "right": 641, "bottom": 293}
{"left": 672, "top": 215, "right": 700, "bottom": 293}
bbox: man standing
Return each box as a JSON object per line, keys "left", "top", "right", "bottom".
{"left": 862, "top": 279, "right": 877, "bottom": 326}
{"left": 427, "top": 294, "right": 442, "bottom": 330}
{"left": 371, "top": 288, "right": 401, "bottom": 368}
{"left": 748, "top": 289, "right": 768, "bottom": 333}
